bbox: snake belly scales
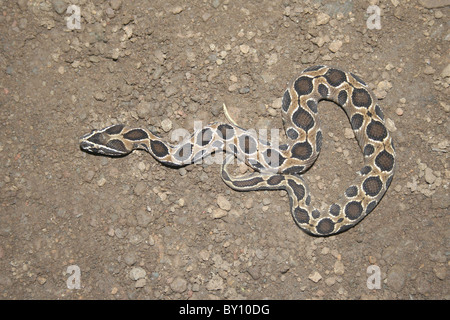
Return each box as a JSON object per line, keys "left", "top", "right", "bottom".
{"left": 80, "top": 65, "right": 395, "bottom": 236}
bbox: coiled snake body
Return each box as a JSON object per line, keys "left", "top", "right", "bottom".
{"left": 80, "top": 65, "right": 395, "bottom": 236}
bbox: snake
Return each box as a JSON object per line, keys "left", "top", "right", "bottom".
{"left": 80, "top": 65, "right": 395, "bottom": 236}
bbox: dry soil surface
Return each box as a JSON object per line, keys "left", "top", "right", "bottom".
{"left": 0, "top": 0, "right": 449, "bottom": 299}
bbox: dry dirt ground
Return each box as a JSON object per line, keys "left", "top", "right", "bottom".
{"left": 0, "top": 0, "right": 448, "bottom": 300}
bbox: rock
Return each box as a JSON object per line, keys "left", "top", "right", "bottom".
{"left": 123, "top": 251, "right": 136, "bottom": 266}
{"left": 217, "top": 195, "right": 231, "bottom": 211}
{"left": 424, "top": 167, "right": 436, "bottom": 184}
{"left": 433, "top": 266, "right": 446, "bottom": 280}
{"left": 97, "top": 177, "right": 106, "bottom": 187}
{"left": 431, "top": 190, "right": 450, "bottom": 209}
{"left": 334, "top": 260, "right": 345, "bottom": 275}
{"left": 105, "top": 7, "right": 115, "bottom": 18}
{"left": 244, "top": 198, "right": 254, "bottom": 209}
{"left": 83, "top": 170, "right": 95, "bottom": 182}
{"left": 329, "top": 40, "right": 343, "bottom": 53}
{"left": 308, "top": 271, "right": 322, "bottom": 283}
{"left": 441, "top": 64, "right": 450, "bottom": 78}
{"left": 17, "top": 0, "right": 28, "bottom": 10}
{"left": 51, "top": 0, "right": 66, "bottom": 15}
{"left": 177, "top": 198, "right": 185, "bottom": 207}
{"left": 129, "top": 267, "right": 146, "bottom": 280}
{"left": 111, "top": 48, "right": 120, "bottom": 60}
{"left": 110, "top": 0, "right": 122, "bottom": 11}
{"left": 134, "top": 181, "right": 147, "bottom": 196}
{"left": 272, "top": 97, "right": 282, "bottom": 109}
{"left": 344, "top": 128, "right": 354, "bottom": 139}
{"left": 325, "top": 276, "right": 336, "bottom": 286}
{"left": 212, "top": 208, "right": 228, "bottom": 219}
{"left": 199, "top": 249, "right": 210, "bottom": 261}
{"left": 266, "top": 53, "right": 278, "bottom": 66}
{"left": 172, "top": 6, "right": 183, "bottom": 14}
{"left": 239, "top": 44, "right": 250, "bottom": 54}
{"left": 423, "top": 66, "right": 435, "bottom": 75}
{"left": 247, "top": 266, "right": 261, "bottom": 280}
{"left": 418, "top": 0, "right": 450, "bottom": 9}
{"left": 161, "top": 119, "right": 173, "bottom": 132}
{"left": 202, "top": 12, "right": 212, "bottom": 22}
{"left": 211, "top": 0, "right": 221, "bottom": 9}
{"left": 165, "top": 85, "right": 177, "bottom": 97}
{"left": 206, "top": 274, "right": 224, "bottom": 291}
{"left": 93, "top": 91, "right": 106, "bottom": 101}
{"left": 136, "top": 101, "right": 152, "bottom": 119}
{"left": 386, "top": 265, "right": 406, "bottom": 292}
{"left": 375, "top": 80, "right": 392, "bottom": 99}
{"left": 429, "top": 251, "right": 446, "bottom": 263}
{"left": 123, "top": 25, "right": 133, "bottom": 39}
{"left": 135, "top": 278, "right": 146, "bottom": 288}
{"left": 136, "top": 209, "right": 153, "bottom": 227}
{"left": 37, "top": 276, "right": 47, "bottom": 285}
{"left": 170, "top": 277, "right": 187, "bottom": 293}
{"left": 0, "top": 274, "right": 12, "bottom": 288}
{"left": 435, "top": 10, "right": 444, "bottom": 18}
{"left": 316, "top": 12, "right": 330, "bottom": 26}
{"left": 377, "top": 80, "right": 392, "bottom": 91}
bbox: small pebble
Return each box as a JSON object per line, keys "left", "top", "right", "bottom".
{"left": 334, "top": 260, "right": 345, "bottom": 275}
{"left": 212, "top": 208, "right": 228, "bottom": 219}
{"left": 308, "top": 271, "right": 322, "bottom": 283}
{"left": 134, "top": 181, "right": 147, "bottom": 196}
{"left": 244, "top": 198, "right": 254, "bottom": 209}
{"left": 396, "top": 107, "right": 404, "bottom": 116}
{"left": 344, "top": 128, "right": 354, "bottom": 139}
{"left": 217, "top": 195, "right": 231, "bottom": 211}
{"left": 329, "top": 40, "right": 343, "bottom": 53}
{"left": 172, "top": 6, "right": 183, "bottom": 14}
{"left": 202, "top": 12, "right": 212, "bottom": 21}
{"left": 165, "top": 85, "right": 177, "bottom": 97}
{"left": 51, "top": 0, "right": 66, "bottom": 15}
{"left": 239, "top": 44, "right": 250, "bottom": 54}
{"left": 97, "top": 177, "right": 106, "bottom": 186}
{"left": 206, "top": 274, "right": 224, "bottom": 291}
{"left": 423, "top": 66, "right": 435, "bottom": 75}
{"left": 434, "top": 10, "right": 443, "bottom": 19}
{"left": 316, "top": 12, "right": 330, "bottom": 26}
{"left": 272, "top": 97, "right": 282, "bottom": 109}
{"left": 433, "top": 266, "right": 446, "bottom": 280}
{"left": 170, "top": 277, "right": 187, "bottom": 293}
{"left": 386, "top": 265, "right": 405, "bottom": 292}
{"left": 135, "top": 278, "right": 146, "bottom": 288}
{"left": 110, "top": 0, "right": 122, "bottom": 10}
{"left": 124, "top": 252, "right": 137, "bottom": 266}
{"left": 440, "top": 64, "right": 450, "bottom": 78}
{"left": 129, "top": 267, "right": 146, "bottom": 280}
{"left": 138, "top": 162, "right": 146, "bottom": 171}
{"left": 178, "top": 168, "right": 187, "bottom": 176}
{"left": 211, "top": 0, "right": 220, "bottom": 8}
{"left": 267, "top": 53, "right": 278, "bottom": 66}
{"left": 161, "top": 119, "right": 173, "bottom": 132}
{"left": 424, "top": 167, "right": 436, "bottom": 184}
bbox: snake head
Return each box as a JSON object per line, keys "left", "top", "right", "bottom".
{"left": 79, "top": 125, "right": 131, "bottom": 156}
